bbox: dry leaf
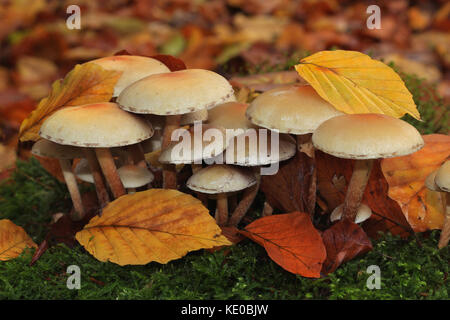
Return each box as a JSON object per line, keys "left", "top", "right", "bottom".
{"left": 260, "top": 152, "right": 315, "bottom": 214}
{"left": 295, "top": 50, "right": 420, "bottom": 120}
{"left": 18, "top": 63, "right": 122, "bottom": 142}
{"left": 240, "top": 212, "right": 326, "bottom": 278}
{"left": 381, "top": 134, "right": 450, "bottom": 232}
{"left": 0, "top": 219, "right": 37, "bottom": 261}
{"left": 321, "top": 220, "right": 372, "bottom": 274}
{"left": 76, "top": 189, "right": 231, "bottom": 266}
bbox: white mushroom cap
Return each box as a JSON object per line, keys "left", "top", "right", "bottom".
{"left": 312, "top": 114, "right": 424, "bottom": 160}
{"left": 330, "top": 203, "right": 372, "bottom": 224}
{"left": 186, "top": 164, "right": 257, "bottom": 194}
{"left": 158, "top": 124, "right": 229, "bottom": 164}
{"left": 116, "top": 165, "right": 154, "bottom": 188}
{"left": 75, "top": 159, "right": 154, "bottom": 188}
{"left": 246, "top": 85, "right": 343, "bottom": 134}
{"left": 435, "top": 160, "right": 450, "bottom": 192}
{"left": 207, "top": 102, "right": 255, "bottom": 132}
{"left": 425, "top": 170, "right": 440, "bottom": 192}
{"left": 87, "top": 55, "right": 170, "bottom": 97}
{"left": 117, "top": 69, "right": 236, "bottom": 115}
{"left": 224, "top": 131, "right": 296, "bottom": 166}
{"left": 31, "top": 139, "right": 84, "bottom": 160}
{"left": 39, "top": 102, "right": 154, "bottom": 148}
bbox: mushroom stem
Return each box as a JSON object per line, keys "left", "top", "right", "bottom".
{"left": 128, "top": 143, "right": 147, "bottom": 168}
{"left": 262, "top": 201, "right": 273, "bottom": 217}
{"left": 162, "top": 115, "right": 182, "bottom": 189}
{"left": 82, "top": 148, "right": 110, "bottom": 209}
{"left": 95, "top": 148, "right": 126, "bottom": 199}
{"left": 296, "top": 133, "right": 317, "bottom": 216}
{"left": 58, "top": 159, "right": 84, "bottom": 221}
{"left": 342, "top": 159, "right": 374, "bottom": 221}
{"left": 228, "top": 175, "right": 261, "bottom": 227}
{"left": 438, "top": 193, "right": 450, "bottom": 249}
{"left": 216, "top": 193, "right": 228, "bottom": 226}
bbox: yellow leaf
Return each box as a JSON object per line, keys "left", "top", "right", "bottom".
{"left": 18, "top": 63, "right": 122, "bottom": 142}
{"left": 294, "top": 50, "right": 420, "bottom": 120}
{"left": 75, "top": 189, "right": 231, "bottom": 266}
{"left": 0, "top": 219, "right": 37, "bottom": 261}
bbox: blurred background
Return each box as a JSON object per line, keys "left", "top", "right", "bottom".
{"left": 0, "top": 0, "right": 449, "bottom": 177}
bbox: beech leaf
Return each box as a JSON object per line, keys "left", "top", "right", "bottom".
{"left": 0, "top": 219, "right": 37, "bottom": 261}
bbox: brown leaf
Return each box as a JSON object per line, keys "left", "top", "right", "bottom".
{"left": 261, "top": 151, "right": 315, "bottom": 213}
{"left": 240, "top": 212, "right": 326, "bottom": 278}
{"left": 321, "top": 220, "right": 372, "bottom": 274}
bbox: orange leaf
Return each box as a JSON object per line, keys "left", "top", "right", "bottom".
{"left": 321, "top": 220, "right": 372, "bottom": 275}
{"left": 76, "top": 189, "right": 231, "bottom": 266}
{"left": 18, "top": 63, "right": 121, "bottom": 142}
{"left": 381, "top": 134, "right": 450, "bottom": 232}
{"left": 0, "top": 219, "right": 37, "bottom": 261}
{"left": 240, "top": 212, "right": 326, "bottom": 278}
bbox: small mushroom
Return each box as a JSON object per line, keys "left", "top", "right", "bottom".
{"left": 312, "top": 114, "right": 424, "bottom": 222}
{"left": 31, "top": 139, "right": 85, "bottom": 220}
{"left": 117, "top": 69, "right": 236, "bottom": 189}
{"left": 246, "top": 85, "right": 344, "bottom": 215}
{"left": 330, "top": 203, "right": 372, "bottom": 224}
{"left": 39, "top": 102, "right": 154, "bottom": 203}
{"left": 435, "top": 160, "right": 450, "bottom": 248}
{"left": 186, "top": 164, "right": 257, "bottom": 226}
{"left": 76, "top": 160, "right": 154, "bottom": 194}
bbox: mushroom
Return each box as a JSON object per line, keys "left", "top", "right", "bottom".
{"left": 245, "top": 84, "right": 343, "bottom": 215}
{"left": 75, "top": 160, "right": 154, "bottom": 194}
{"left": 117, "top": 69, "right": 235, "bottom": 189}
{"left": 435, "top": 160, "right": 450, "bottom": 248}
{"left": 31, "top": 139, "right": 85, "bottom": 221}
{"left": 87, "top": 55, "right": 170, "bottom": 98}
{"left": 186, "top": 164, "right": 257, "bottom": 226}
{"left": 39, "top": 102, "right": 154, "bottom": 203}
{"left": 224, "top": 131, "right": 297, "bottom": 226}
{"left": 312, "top": 114, "right": 424, "bottom": 222}
{"left": 330, "top": 203, "right": 372, "bottom": 224}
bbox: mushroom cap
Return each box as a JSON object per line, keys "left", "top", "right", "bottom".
{"left": 425, "top": 170, "right": 440, "bottom": 191}
{"left": 186, "top": 164, "right": 257, "bottom": 194}
{"left": 116, "top": 164, "right": 154, "bottom": 188}
{"left": 117, "top": 69, "right": 236, "bottom": 115}
{"left": 31, "top": 139, "right": 84, "bottom": 160}
{"left": 207, "top": 102, "right": 256, "bottom": 131}
{"left": 158, "top": 124, "right": 228, "bottom": 164}
{"left": 435, "top": 160, "right": 450, "bottom": 192}
{"left": 75, "top": 159, "right": 154, "bottom": 188}
{"left": 246, "top": 85, "right": 343, "bottom": 134}
{"left": 225, "top": 131, "right": 296, "bottom": 166}
{"left": 87, "top": 55, "right": 170, "bottom": 97}
{"left": 39, "top": 102, "right": 154, "bottom": 148}
{"left": 330, "top": 203, "right": 372, "bottom": 224}
{"left": 312, "top": 114, "right": 424, "bottom": 160}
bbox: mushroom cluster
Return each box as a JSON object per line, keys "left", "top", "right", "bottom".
{"left": 32, "top": 55, "right": 448, "bottom": 249}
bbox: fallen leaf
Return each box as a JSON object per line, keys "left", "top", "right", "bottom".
{"left": 76, "top": 189, "right": 231, "bottom": 266}
{"left": 381, "top": 134, "right": 450, "bottom": 232}
{"left": 0, "top": 219, "right": 37, "bottom": 261}
{"left": 18, "top": 63, "right": 122, "bottom": 142}
{"left": 295, "top": 50, "right": 420, "bottom": 120}
{"left": 240, "top": 212, "right": 326, "bottom": 278}
{"left": 261, "top": 151, "right": 315, "bottom": 214}
{"left": 321, "top": 220, "right": 372, "bottom": 274}
{"left": 316, "top": 151, "right": 414, "bottom": 238}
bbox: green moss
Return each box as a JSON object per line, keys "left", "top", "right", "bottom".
{"left": 0, "top": 159, "right": 448, "bottom": 300}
